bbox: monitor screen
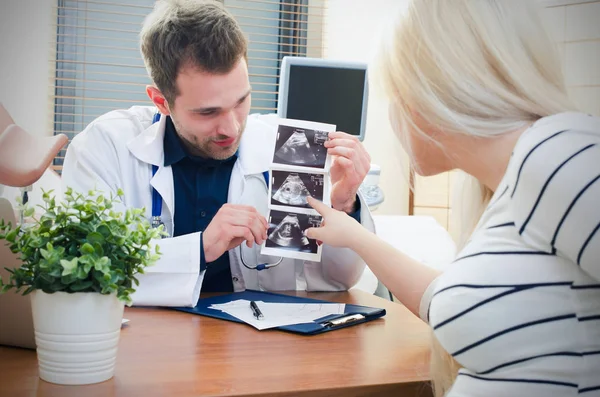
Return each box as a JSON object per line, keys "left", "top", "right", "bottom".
{"left": 277, "top": 58, "right": 368, "bottom": 141}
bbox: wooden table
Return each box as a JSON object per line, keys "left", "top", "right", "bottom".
{"left": 0, "top": 290, "right": 432, "bottom": 397}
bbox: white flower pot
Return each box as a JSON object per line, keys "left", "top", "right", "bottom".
{"left": 30, "top": 290, "right": 125, "bottom": 385}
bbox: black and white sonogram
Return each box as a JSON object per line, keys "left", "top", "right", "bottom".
{"left": 273, "top": 124, "right": 329, "bottom": 169}
{"left": 265, "top": 210, "right": 322, "bottom": 254}
{"left": 271, "top": 170, "right": 324, "bottom": 209}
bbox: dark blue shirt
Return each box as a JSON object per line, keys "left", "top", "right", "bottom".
{"left": 164, "top": 116, "right": 235, "bottom": 292}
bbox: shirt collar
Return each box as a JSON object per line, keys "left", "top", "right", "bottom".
{"left": 163, "top": 116, "right": 237, "bottom": 167}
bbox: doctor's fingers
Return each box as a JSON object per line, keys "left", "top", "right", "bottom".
{"left": 334, "top": 157, "right": 362, "bottom": 181}
{"left": 227, "top": 226, "right": 256, "bottom": 248}
{"left": 222, "top": 203, "right": 263, "bottom": 214}
{"left": 224, "top": 214, "right": 268, "bottom": 242}
{"left": 327, "top": 146, "right": 370, "bottom": 177}
{"left": 221, "top": 204, "right": 268, "bottom": 229}
{"left": 325, "top": 136, "right": 371, "bottom": 163}
{"left": 328, "top": 131, "right": 359, "bottom": 141}
{"left": 330, "top": 153, "right": 368, "bottom": 186}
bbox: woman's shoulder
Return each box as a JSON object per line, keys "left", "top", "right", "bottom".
{"left": 507, "top": 112, "right": 600, "bottom": 277}
{"left": 512, "top": 112, "right": 600, "bottom": 164}
{"left": 507, "top": 112, "right": 600, "bottom": 201}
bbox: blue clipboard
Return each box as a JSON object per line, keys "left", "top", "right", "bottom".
{"left": 172, "top": 290, "right": 386, "bottom": 335}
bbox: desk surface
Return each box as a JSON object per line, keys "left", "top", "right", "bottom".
{"left": 0, "top": 290, "right": 432, "bottom": 397}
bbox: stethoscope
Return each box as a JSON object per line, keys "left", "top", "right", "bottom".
{"left": 150, "top": 112, "right": 283, "bottom": 271}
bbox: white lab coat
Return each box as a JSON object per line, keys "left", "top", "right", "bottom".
{"left": 62, "top": 106, "right": 375, "bottom": 307}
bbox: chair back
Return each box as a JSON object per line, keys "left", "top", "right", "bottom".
{"left": 0, "top": 124, "right": 68, "bottom": 187}
{"left": 0, "top": 198, "right": 36, "bottom": 349}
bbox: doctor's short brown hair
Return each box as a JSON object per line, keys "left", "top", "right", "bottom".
{"left": 140, "top": 0, "right": 247, "bottom": 105}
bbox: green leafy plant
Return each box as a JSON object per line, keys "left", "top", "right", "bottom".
{"left": 0, "top": 187, "right": 165, "bottom": 305}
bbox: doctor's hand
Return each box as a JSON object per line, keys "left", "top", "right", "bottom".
{"left": 325, "top": 132, "right": 370, "bottom": 213}
{"left": 202, "top": 204, "right": 268, "bottom": 263}
{"left": 305, "top": 197, "right": 369, "bottom": 250}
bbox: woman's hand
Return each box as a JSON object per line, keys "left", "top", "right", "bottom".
{"left": 307, "top": 199, "right": 440, "bottom": 321}
{"left": 305, "top": 196, "right": 368, "bottom": 249}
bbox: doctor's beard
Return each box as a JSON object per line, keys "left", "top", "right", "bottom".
{"left": 171, "top": 117, "right": 246, "bottom": 160}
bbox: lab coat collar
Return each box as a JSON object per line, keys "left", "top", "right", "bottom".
{"left": 127, "top": 111, "right": 166, "bottom": 167}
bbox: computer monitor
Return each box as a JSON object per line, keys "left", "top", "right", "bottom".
{"left": 277, "top": 57, "right": 369, "bottom": 141}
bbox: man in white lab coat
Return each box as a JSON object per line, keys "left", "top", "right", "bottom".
{"left": 62, "top": 0, "right": 375, "bottom": 307}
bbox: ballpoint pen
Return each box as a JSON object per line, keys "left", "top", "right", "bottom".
{"left": 250, "top": 300, "right": 264, "bottom": 320}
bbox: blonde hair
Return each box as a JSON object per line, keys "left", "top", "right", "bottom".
{"left": 375, "top": 0, "right": 575, "bottom": 395}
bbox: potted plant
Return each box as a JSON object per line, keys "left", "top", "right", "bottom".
{"left": 0, "top": 187, "right": 164, "bottom": 385}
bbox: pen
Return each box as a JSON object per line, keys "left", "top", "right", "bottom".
{"left": 250, "top": 300, "right": 264, "bottom": 320}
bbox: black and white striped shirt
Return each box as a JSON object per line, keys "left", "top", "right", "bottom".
{"left": 426, "top": 113, "right": 600, "bottom": 396}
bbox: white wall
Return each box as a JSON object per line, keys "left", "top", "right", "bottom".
{"left": 0, "top": 0, "right": 55, "bottom": 137}
{"left": 542, "top": 0, "right": 600, "bottom": 116}
{"left": 324, "top": 0, "right": 411, "bottom": 215}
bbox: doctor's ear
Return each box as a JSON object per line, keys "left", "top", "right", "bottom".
{"left": 146, "top": 86, "right": 171, "bottom": 115}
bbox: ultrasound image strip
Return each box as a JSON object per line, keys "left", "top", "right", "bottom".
{"left": 272, "top": 124, "right": 330, "bottom": 170}
{"left": 261, "top": 119, "right": 335, "bottom": 262}
{"left": 263, "top": 210, "right": 322, "bottom": 260}
{"left": 270, "top": 170, "right": 325, "bottom": 209}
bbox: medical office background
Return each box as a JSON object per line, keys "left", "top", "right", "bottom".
{"left": 0, "top": 0, "right": 599, "bottom": 245}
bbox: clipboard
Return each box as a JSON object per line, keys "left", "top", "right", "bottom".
{"left": 172, "top": 290, "right": 386, "bottom": 335}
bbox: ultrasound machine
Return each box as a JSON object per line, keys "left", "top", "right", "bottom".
{"left": 276, "top": 56, "right": 384, "bottom": 210}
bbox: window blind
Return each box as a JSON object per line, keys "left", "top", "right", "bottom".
{"left": 51, "top": 0, "right": 327, "bottom": 170}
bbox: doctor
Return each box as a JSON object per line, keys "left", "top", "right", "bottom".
{"left": 61, "top": 0, "right": 375, "bottom": 307}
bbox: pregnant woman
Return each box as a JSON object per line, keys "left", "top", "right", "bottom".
{"left": 306, "top": 0, "right": 600, "bottom": 396}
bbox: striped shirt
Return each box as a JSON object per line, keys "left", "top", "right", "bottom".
{"left": 426, "top": 113, "right": 600, "bottom": 396}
